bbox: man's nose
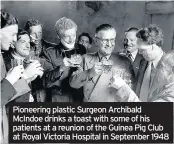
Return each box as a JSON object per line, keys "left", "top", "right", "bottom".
{"left": 127, "top": 39, "right": 131, "bottom": 45}
{"left": 13, "top": 35, "right": 17, "bottom": 43}
{"left": 107, "top": 40, "right": 112, "bottom": 47}
{"left": 26, "top": 43, "right": 30, "bottom": 49}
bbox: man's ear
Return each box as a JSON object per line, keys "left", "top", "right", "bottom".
{"left": 93, "top": 37, "right": 98, "bottom": 45}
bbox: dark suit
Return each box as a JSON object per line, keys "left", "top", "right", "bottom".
{"left": 41, "top": 42, "right": 86, "bottom": 102}
{"left": 30, "top": 39, "right": 56, "bottom": 102}
{"left": 117, "top": 51, "right": 144, "bottom": 78}
{"left": 135, "top": 53, "right": 165, "bottom": 96}
{"left": 70, "top": 52, "right": 136, "bottom": 102}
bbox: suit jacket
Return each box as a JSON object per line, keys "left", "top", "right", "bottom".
{"left": 41, "top": 42, "right": 86, "bottom": 102}
{"left": 1, "top": 54, "right": 30, "bottom": 144}
{"left": 135, "top": 53, "right": 165, "bottom": 96}
{"left": 117, "top": 51, "right": 144, "bottom": 78}
{"left": 70, "top": 52, "right": 136, "bottom": 102}
{"left": 115, "top": 82, "right": 174, "bottom": 102}
{"left": 4, "top": 53, "right": 31, "bottom": 102}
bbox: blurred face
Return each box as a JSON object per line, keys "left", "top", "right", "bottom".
{"left": 29, "top": 25, "right": 42, "bottom": 45}
{"left": 0, "top": 24, "right": 18, "bottom": 51}
{"left": 78, "top": 36, "right": 91, "bottom": 49}
{"left": 60, "top": 28, "right": 76, "bottom": 45}
{"left": 124, "top": 31, "right": 138, "bottom": 53}
{"left": 96, "top": 29, "right": 116, "bottom": 56}
{"left": 15, "top": 34, "right": 30, "bottom": 57}
{"left": 137, "top": 39, "right": 158, "bottom": 61}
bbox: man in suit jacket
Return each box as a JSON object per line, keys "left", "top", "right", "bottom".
{"left": 4, "top": 29, "right": 44, "bottom": 102}
{"left": 118, "top": 27, "right": 144, "bottom": 77}
{"left": 24, "top": 19, "right": 56, "bottom": 102}
{"left": 135, "top": 24, "right": 165, "bottom": 102}
{"left": 0, "top": 11, "right": 43, "bottom": 144}
{"left": 70, "top": 24, "right": 135, "bottom": 102}
{"left": 110, "top": 51, "right": 174, "bottom": 102}
{"left": 41, "top": 17, "right": 86, "bottom": 102}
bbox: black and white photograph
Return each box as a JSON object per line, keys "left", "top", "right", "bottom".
{"left": 1, "top": 1, "right": 174, "bottom": 144}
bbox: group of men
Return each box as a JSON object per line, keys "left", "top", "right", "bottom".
{"left": 1, "top": 10, "right": 174, "bottom": 143}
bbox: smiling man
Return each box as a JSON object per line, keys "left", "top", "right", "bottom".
{"left": 24, "top": 19, "right": 56, "bottom": 56}
{"left": 70, "top": 24, "right": 135, "bottom": 102}
{"left": 118, "top": 27, "right": 144, "bottom": 77}
{"left": 4, "top": 29, "right": 44, "bottom": 102}
{"left": 41, "top": 17, "right": 86, "bottom": 102}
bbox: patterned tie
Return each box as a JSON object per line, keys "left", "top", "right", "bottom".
{"left": 139, "top": 61, "right": 152, "bottom": 101}
{"left": 127, "top": 52, "right": 133, "bottom": 63}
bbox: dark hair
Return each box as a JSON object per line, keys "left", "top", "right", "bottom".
{"left": 24, "top": 19, "right": 42, "bottom": 31}
{"left": 1, "top": 11, "right": 18, "bottom": 28}
{"left": 125, "top": 27, "right": 138, "bottom": 33}
{"left": 136, "top": 24, "right": 163, "bottom": 47}
{"left": 78, "top": 32, "right": 92, "bottom": 44}
{"left": 95, "top": 24, "right": 115, "bottom": 34}
{"left": 17, "top": 29, "right": 30, "bottom": 40}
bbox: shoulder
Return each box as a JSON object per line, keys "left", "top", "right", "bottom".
{"left": 42, "top": 39, "right": 57, "bottom": 48}
{"left": 42, "top": 44, "right": 61, "bottom": 60}
{"left": 112, "top": 53, "right": 131, "bottom": 63}
{"left": 84, "top": 52, "right": 97, "bottom": 59}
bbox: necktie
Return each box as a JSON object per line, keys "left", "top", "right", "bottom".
{"left": 139, "top": 61, "right": 152, "bottom": 102}
{"left": 127, "top": 52, "right": 133, "bottom": 63}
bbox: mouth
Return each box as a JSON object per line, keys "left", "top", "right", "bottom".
{"left": 10, "top": 43, "right": 15, "bottom": 48}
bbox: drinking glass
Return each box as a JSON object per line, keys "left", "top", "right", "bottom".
{"left": 70, "top": 54, "right": 82, "bottom": 66}
{"left": 102, "top": 60, "right": 113, "bottom": 74}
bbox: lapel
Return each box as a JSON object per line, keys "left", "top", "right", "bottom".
{"left": 88, "top": 53, "right": 115, "bottom": 101}
{"left": 84, "top": 52, "right": 99, "bottom": 70}
{"left": 148, "top": 52, "right": 166, "bottom": 98}
{"left": 132, "top": 53, "right": 143, "bottom": 77}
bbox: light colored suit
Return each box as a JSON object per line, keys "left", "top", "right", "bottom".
{"left": 70, "top": 52, "right": 135, "bottom": 102}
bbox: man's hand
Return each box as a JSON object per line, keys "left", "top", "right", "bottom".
{"left": 5, "top": 65, "right": 24, "bottom": 85}
{"left": 63, "top": 57, "right": 75, "bottom": 67}
{"left": 88, "top": 62, "right": 103, "bottom": 78}
{"left": 109, "top": 74, "right": 126, "bottom": 89}
{"left": 22, "top": 60, "right": 44, "bottom": 83}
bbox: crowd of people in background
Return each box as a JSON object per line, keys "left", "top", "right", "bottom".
{"left": 1, "top": 10, "right": 174, "bottom": 143}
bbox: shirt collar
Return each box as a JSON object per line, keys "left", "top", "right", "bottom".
{"left": 98, "top": 52, "right": 111, "bottom": 61}
{"left": 131, "top": 50, "right": 138, "bottom": 61}
{"left": 152, "top": 51, "right": 164, "bottom": 68}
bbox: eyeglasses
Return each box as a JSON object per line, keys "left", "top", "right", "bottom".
{"left": 96, "top": 37, "right": 115, "bottom": 45}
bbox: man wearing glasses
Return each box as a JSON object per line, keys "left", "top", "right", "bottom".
{"left": 41, "top": 17, "right": 86, "bottom": 102}
{"left": 70, "top": 24, "right": 135, "bottom": 102}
